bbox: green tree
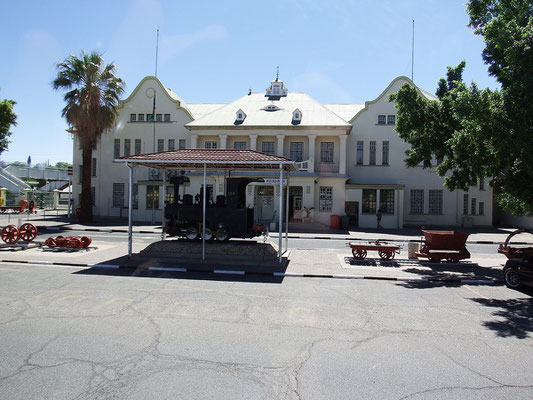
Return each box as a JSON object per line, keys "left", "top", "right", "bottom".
{"left": 390, "top": 0, "right": 533, "bottom": 215}
{"left": 54, "top": 161, "right": 72, "bottom": 169}
{"left": 0, "top": 98, "right": 17, "bottom": 155}
{"left": 53, "top": 51, "right": 124, "bottom": 222}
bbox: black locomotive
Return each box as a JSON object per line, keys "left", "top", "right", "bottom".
{"left": 164, "top": 176, "right": 264, "bottom": 241}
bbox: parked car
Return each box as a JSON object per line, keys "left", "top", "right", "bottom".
{"left": 503, "top": 255, "right": 533, "bottom": 289}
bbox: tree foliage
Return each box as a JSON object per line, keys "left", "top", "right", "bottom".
{"left": 0, "top": 98, "right": 17, "bottom": 155}
{"left": 391, "top": 0, "right": 533, "bottom": 215}
{"left": 53, "top": 51, "right": 124, "bottom": 222}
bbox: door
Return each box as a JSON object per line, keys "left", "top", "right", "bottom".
{"left": 345, "top": 201, "right": 359, "bottom": 227}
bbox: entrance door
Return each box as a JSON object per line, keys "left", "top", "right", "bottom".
{"left": 345, "top": 201, "right": 359, "bottom": 227}
{"left": 288, "top": 186, "right": 303, "bottom": 221}
{"left": 255, "top": 185, "right": 275, "bottom": 224}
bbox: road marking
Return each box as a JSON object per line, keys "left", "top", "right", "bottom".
{"left": 213, "top": 269, "right": 245, "bottom": 275}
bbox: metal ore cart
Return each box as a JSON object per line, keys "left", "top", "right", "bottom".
{"left": 498, "top": 229, "right": 533, "bottom": 259}
{"left": 415, "top": 230, "right": 470, "bottom": 263}
{"left": 348, "top": 240, "right": 401, "bottom": 260}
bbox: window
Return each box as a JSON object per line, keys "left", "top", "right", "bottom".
{"left": 130, "top": 114, "right": 136, "bottom": 122}
{"left": 156, "top": 113, "right": 162, "bottom": 122}
{"left": 479, "top": 201, "right": 485, "bottom": 215}
{"left": 138, "top": 114, "right": 144, "bottom": 122}
{"left": 134, "top": 139, "right": 141, "bottom": 155}
{"left": 377, "top": 115, "right": 386, "bottom": 125}
{"left": 124, "top": 139, "right": 131, "bottom": 156}
{"left": 146, "top": 185, "right": 159, "bottom": 209}
{"left": 114, "top": 139, "right": 120, "bottom": 159}
{"left": 387, "top": 115, "right": 396, "bottom": 125}
{"left": 356, "top": 141, "right": 364, "bottom": 165}
{"left": 165, "top": 185, "right": 174, "bottom": 204}
{"left": 410, "top": 189, "right": 424, "bottom": 214}
{"left": 362, "top": 189, "right": 377, "bottom": 213}
{"left": 262, "top": 141, "right": 275, "bottom": 155}
{"left": 157, "top": 139, "right": 164, "bottom": 152}
{"left": 290, "top": 142, "right": 304, "bottom": 162}
{"left": 257, "top": 186, "right": 274, "bottom": 196}
{"left": 463, "top": 194, "right": 469, "bottom": 215}
{"left": 178, "top": 139, "right": 186, "bottom": 150}
{"left": 146, "top": 113, "right": 154, "bottom": 122}
{"left": 205, "top": 141, "right": 217, "bottom": 149}
{"left": 168, "top": 139, "right": 175, "bottom": 151}
{"left": 132, "top": 184, "right": 138, "bottom": 209}
{"left": 92, "top": 158, "right": 97, "bottom": 177}
{"left": 319, "top": 186, "right": 333, "bottom": 212}
{"left": 428, "top": 190, "right": 443, "bottom": 214}
{"left": 164, "top": 114, "right": 170, "bottom": 122}
{"left": 471, "top": 198, "right": 477, "bottom": 215}
{"left": 113, "top": 183, "right": 125, "bottom": 207}
{"left": 382, "top": 141, "right": 389, "bottom": 165}
{"left": 234, "top": 141, "right": 247, "bottom": 150}
{"left": 479, "top": 178, "right": 485, "bottom": 190}
{"left": 379, "top": 189, "right": 394, "bottom": 214}
{"left": 320, "top": 142, "right": 334, "bottom": 163}
{"left": 369, "top": 141, "right": 376, "bottom": 165}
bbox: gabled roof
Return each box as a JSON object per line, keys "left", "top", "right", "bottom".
{"left": 118, "top": 149, "right": 296, "bottom": 171}
{"left": 186, "top": 92, "right": 352, "bottom": 129}
{"left": 323, "top": 104, "right": 365, "bottom": 121}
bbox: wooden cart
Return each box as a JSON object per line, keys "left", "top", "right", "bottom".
{"left": 348, "top": 240, "right": 401, "bottom": 260}
{"left": 415, "top": 230, "right": 470, "bottom": 263}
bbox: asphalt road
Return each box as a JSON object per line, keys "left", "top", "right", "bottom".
{"left": 0, "top": 261, "right": 531, "bottom": 399}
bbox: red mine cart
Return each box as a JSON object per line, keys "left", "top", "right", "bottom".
{"left": 498, "top": 229, "right": 533, "bottom": 259}
{"left": 415, "top": 230, "right": 470, "bottom": 263}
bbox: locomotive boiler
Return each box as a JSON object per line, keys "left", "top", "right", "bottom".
{"left": 164, "top": 176, "right": 264, "bottom": 241}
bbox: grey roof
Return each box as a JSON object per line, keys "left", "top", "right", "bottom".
{"left": 186, "top": 92, "right": 352, "bottom": 128}
{"left": 323, "top": 104, "right": 365, "bottom": 121}
{"left": 187, "top": 104, "right": 226, "bottom": 119}
{"left": 418, "top": 88, "right": 438, "bottom": 101}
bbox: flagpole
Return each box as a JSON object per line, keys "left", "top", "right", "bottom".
{"left": 155, "top": 28, "right": 159, "bottom": 78}
{"left": 411, "top": 20, "right": 415, "bottom": 82}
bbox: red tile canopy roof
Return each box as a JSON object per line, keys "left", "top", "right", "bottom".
{"left": 118, "top": 149, "right": 297, "bottom": 171}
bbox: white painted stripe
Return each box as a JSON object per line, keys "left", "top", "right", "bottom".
{"left": 213, "top": 269, "right": 245, "bottom": 275}
{"left": 149, "top": 266, "right": 187, "bottom": 272}
{"left": 90, "top": 264, "right": 120, "bottom": 269}
{"left": 30, "top": 260, "right": 54, "bottom": 265}
{"left": 331, "top": 274, "right": 365, "bottom": 279}
{"left": 273, "top": 272, "right": 286, "bottom": 277}
{"left": 280, "top": 272, "right": 305, "bottom": 277}
{"left": 99, "top": 228, "right": 113, "bottom": 233}
{"left": 396, "top": 277, "right": 429, "bottom": 282}
{"left": 461, "top": 279, "right": 496, "bottom": 284}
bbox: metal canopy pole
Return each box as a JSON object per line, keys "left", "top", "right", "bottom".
{"left": 127, "top": 163, "right": 133, "bottom": 258}
{"left": 202, "top": 163, "right": 206, "bottom": 260}
{"left": 161, "top": 168, "right": 166, "bottom": 241}
{"left": 278, "top": 164, "right": 283, "bottom": 263}
{"left": 285, "top": 169, "right": 289, "bottom": 252}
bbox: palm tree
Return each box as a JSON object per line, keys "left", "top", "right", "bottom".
{"left": 53, "top": 51, "right": 125, "bottom": 222}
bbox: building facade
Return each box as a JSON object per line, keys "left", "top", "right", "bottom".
{"left": 72, "top": 75, "right": 493, "bottom": 229}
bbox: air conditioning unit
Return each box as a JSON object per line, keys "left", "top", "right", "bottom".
{"left": 150, "top": 169, "right": 160, "bottom": 179}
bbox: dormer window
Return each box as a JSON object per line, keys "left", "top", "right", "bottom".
{"left": 292, "top": 108, "right": 302, "bottom": 125}
{"left": 263, "top": 104, "right": 280, "bottom": 112}
{"left": 265, "top": 79, "right": 288, "bottom": 98}
{"left": 235, "top": 109, "right": 246, "bottom": 125}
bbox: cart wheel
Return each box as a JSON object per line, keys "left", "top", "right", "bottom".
{"left": 19, "top": 223, "right": 38, "bottom": 242}
{"left": 44, "top": 238, "right": 57, "bottom": 248}
{"left": 1, "top": 225, "right": 20, "bottom": 244}
{"left": 352, "top": 249, "right": 367, "bottom": 259}
{"left": 80, "top": 236, "right": 92, "bottom": 248}
{"left": 185, "top": 227, "right": 198, "bottom": 240}
{"left": 215, "top": 227, "right": 230, "bottom": 241}
{"left": 378, "top": 250, "right": 394, "bottom": 260}
{"left": 200, "top": 227, "right": 213, "bottom": 241}
{"left": 55, "top": 236, "right": 66, "bottom": 247}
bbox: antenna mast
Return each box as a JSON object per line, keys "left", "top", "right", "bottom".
{"left": 155, "top": 28, "right": 160, "bottom": 77}
{"left": 411, "top": 20, "right": 415, "bottom": 82}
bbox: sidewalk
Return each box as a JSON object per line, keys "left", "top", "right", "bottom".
{"left": 0, "top": 211, "right": 526, "bottom": 284}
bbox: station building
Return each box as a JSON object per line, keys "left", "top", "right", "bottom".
{"left": 72, "top": 75, "right": 493, "bottom": 229}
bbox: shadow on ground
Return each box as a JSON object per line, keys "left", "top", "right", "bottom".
{"left": 470, "top": 292, "right": 533, "bottom": 339}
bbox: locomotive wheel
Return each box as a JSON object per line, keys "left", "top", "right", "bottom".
{"left": 19, "top": 223, "right": 38, "bottom": 242}
{"left": 215, "top": 227, "right": 230, "bottom": 242}
{"left": 352, "top": 249, "right": 367, "bottom": 259}
{"left": 1, "top": 225, "right": 19, "bottom": 244}
{"left": 378, "top": 250, "right": 394, "bottom": 260}
{"left": 185, "top": 227, "right": 198, "bottom": 240}
{"left": 201, "top": 228, "right": 213, "bottom": 241}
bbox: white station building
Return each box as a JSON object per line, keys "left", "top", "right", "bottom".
{"left": 72, "top": 75, "right": 493, "bottom": 229}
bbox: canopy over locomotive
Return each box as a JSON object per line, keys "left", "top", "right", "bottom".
{"left": 164, "top": 176, "right": 264, "bottom": 241}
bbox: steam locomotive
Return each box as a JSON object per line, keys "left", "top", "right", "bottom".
{"left": 164, "top": 176, "right": 264, "bottom": 241}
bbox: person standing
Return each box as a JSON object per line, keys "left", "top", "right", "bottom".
{"left": 376, "top": 207, "right": 384, "bottom": 230}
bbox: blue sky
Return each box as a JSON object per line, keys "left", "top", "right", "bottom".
{"left": 0, "top": 0, "right": 498, "bottom": 165}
